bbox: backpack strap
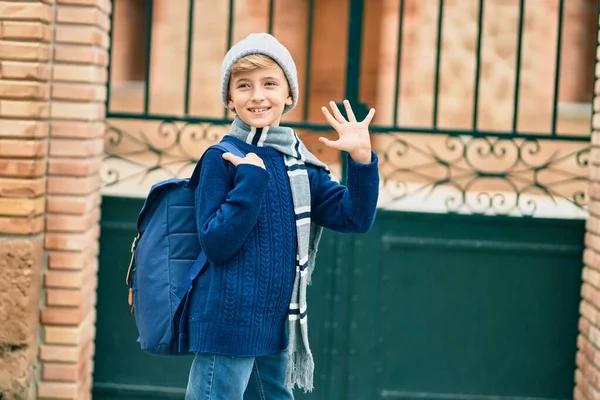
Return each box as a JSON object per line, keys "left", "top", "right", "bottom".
{"left": 188, "top": 141, "right": 244, "bottom": 187}
{"left": 176, "top": 141, "right": 245, "bottom": 351}
{"left": 180, "top": 141, "right": 245, "bottom": 293}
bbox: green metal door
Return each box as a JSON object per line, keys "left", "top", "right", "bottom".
{"left": 94, "top": 0, "right": 591, "bottom": 398}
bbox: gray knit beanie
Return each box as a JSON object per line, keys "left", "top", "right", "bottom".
{"left": 221, "top": 33, "right": 298, "bottom": 114}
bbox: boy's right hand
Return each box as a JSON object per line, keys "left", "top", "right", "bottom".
{"left": 222, "top": 152, "right": 266, "bottom": 169}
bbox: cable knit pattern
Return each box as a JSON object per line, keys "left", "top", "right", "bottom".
{"left": 188, "top": 135, "right": 379, "bottom": 357}
{"left": 271, "top": 156, "right": 294, "bottom": 325}
{"left": 255, "top": 198, "right": 271, "bottom": 327}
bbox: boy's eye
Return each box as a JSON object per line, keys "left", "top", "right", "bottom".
{"left": 265, "top": 81, "right": 276, "bottom": 86}
{"left": 237, "top": 83, "right": 249, "bottom": 88}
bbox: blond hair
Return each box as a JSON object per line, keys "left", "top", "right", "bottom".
{"left": 231, "top": 54, "right": 278, "bottom": 76}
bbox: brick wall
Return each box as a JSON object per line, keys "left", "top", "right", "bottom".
{"left": 0, "top": 0, "right": 110, "bottom": 399}
{"left": 0, "top": 1, "right": 52, "bottom": 398}
{"left": 575, "top": 15, "right": 600, "bottom": 400}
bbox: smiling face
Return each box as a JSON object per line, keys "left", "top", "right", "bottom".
{"left": 228, "top": 55, "right": 293, "bottom": 127}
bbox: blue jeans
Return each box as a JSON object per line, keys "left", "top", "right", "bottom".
{"left": 185, "top": 349, "right": 295, "bottom": 400}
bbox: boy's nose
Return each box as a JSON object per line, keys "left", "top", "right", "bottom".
{"left": 250, "top": 89, "right": 266, "bottom": 102}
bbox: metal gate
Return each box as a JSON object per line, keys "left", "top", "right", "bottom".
{"left": 93, "top": 0, "right": 590, "bottom": 399}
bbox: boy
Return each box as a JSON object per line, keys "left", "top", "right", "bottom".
{"left": 185, "top": 33, "right": 379, "bottom": 399}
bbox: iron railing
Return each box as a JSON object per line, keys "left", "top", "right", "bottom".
{"left": 103, "top": 0, "right": 595, "bottom": 216}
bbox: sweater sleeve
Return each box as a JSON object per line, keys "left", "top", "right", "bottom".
{"left": 309, "top": 152, "right": 379, "bottom": 233}
{"left": 195, "top": 148, "right": 271, "bottom": 264}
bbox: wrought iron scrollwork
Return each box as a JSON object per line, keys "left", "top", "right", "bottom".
{"left": 377, "top": 132, "right": 590, "bottom": 216}
{"left": 101, "top": 120, "right": 590, "bottom": 217}
{"left": 102, "top": 121, "right": 229, "bottom": 192}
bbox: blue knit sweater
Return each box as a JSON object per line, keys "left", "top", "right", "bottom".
{"left": 189, "top": 135, "right": 379, "bottom": 357}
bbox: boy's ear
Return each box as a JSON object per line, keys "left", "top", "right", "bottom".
{"left": 285, "top": 95, "right": 293, "bottom": 106}
{"left": 227, "top": 99, "right": 236, "bottom": 113}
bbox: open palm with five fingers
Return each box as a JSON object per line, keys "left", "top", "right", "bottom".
{"left": 320, "top": 100, "right": 376, "bottom": 164}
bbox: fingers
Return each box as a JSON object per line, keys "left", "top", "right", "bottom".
{"left": 328, "top": 101, "right": 347, "bottom": 124}
{"left": 318, "top": 137, "right": 342, "bottom": 150}
{"left": 222, "top": 152, "right": 242, "bottom": 166}
{"left": 362, "top": 107, "right": 376, "bottom": 125}
{"left": 223, "top": 152, "right": 265, "bottom": 169}
{"left": 244, "top": 153, "right": 265, "bottom": 168}
{"left": 321, "top": 106, "right": 340, "bottom": 129}
{"left": 343, "top": 100, "right": 356, "bottom": 122}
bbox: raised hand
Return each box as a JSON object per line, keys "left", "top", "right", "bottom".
{"left": 222, "top": 152, "right": 266, "bottom": 169}
{"left": 320, "top": 100, "right": 376, "bottom": 164}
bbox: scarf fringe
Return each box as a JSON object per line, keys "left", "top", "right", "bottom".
{"left": 285, "top": 343, "right": 315, "bottom": 393}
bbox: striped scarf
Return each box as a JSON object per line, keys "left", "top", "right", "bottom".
{"left": 228, "top": 116, "right": 328, "bottom": 392}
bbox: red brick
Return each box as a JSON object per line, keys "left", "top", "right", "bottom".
{"left": 40, "top": 345, "right": 80, "bottom": 363}
{"left": 0, "top": 215, "right": 44, "bottom": 234}
{"left": 57, "top": 0, "right": 112, "bottom": 15}
{"left": 0, "top": 80, "right": 49, "bottom": 100}
{"left": 53, "top": 44, "right": 107, "bottom": 66}
{"left": 44, "top": 326, "right": 83, "bottom": 345}
{"left": 0, "top": 158, "right": 46, "bottom": 177}
{"left": 0, "top": 40, "right": 50, "bottom": 62}
{"left": 50, "top": 121, "right": 104, "bottom": 139}
{"left": 38, "top": 382, "right": 78, "bottom": 399}
{"left": 45, "top": 270, "right": 84, "bottom": 289}
{"left": 45, "top": 228, "right": 98, "bottom": 251}
{"left": 0, "top": 176, "right": 45, "bottom": 197}
{"left": 52, "top": 82, "right": 106, "bottom": 102}
{"left": 0, "top": 99, "right": 49, "bottom": 118}
{"left": 41, "top": 306, "right": 84, "bottom": 325}
{"left": 581, "top": 300, "right": 599, "bottom": 325}
{"left": 49, "top": 139, "right": 103, "bottom": 158}
{"left": 55, "top": 25, "right": 108, "bottom": 49}
{"left": 584, "top": 267, "right": 600, "bottom": 289}
{"left": 0, "top": 21, "right": 52, "bottom": 42}
{"left": 56, "top": 6, "right": 110, "bottom": 30}
{"left": 46, "top": 289, "right": 83, "bottom": 307}
{"left": 48, "top": 249, "right": 96, "bottom": 270}
{"left": 47, "top": 175, "right": 100, "bottom": 195}
{"left": 46, "top": 210, "right": 99, "bottom": 233}
{"left": 46, "top": 193, "right": 100, "bottom": 215}
{"left": 0, "top": 196, "right": 44, "bottom": 216}
{"left": 43, "top": 363, "right": 79, "bottom": 382}
{"left": 0, "top": 138, "right": 46, "bottom": 158}
{"left": 585, "top": 249, "right": 600, "bottom": 272}
{"left": 48, "top": 156, "right": 102, "bottom": 177}
{"left": 0, "top": 120, "right": 48, "bottom": 138}
{"left": 0, "top": 2, "right": 53, "bottom": 23}
{"left": 51, "top": 101, "right": 104, "bottom": 120}
{"left": 0, "top": 60, "right": 50, "bottom": 82}
{"left": 52, "top": 64, "right": 106, "bottom": 84}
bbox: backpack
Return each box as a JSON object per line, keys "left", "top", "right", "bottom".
{"left": 124, "top": 141, "right": 244, "bottom": 356}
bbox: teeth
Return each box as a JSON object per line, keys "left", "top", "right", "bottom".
{"left": 250, "top": 108, "right": 269, "bottom": 112}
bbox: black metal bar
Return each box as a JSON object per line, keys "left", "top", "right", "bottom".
{"left": 224, "top": 0, "right": 235, "bottom": 118}
{"left": 104, "top": 2, "right": 116, "bottom": 115}
{"left": 432, "top": 0, "right": 444, "bottom": 128}
{"left": 344, "top": 0, "right": 365, "bottom": 105}
{"left": 393, "top": 0, "right": 405, "bottom": 127}
{"left": 512, "top": 0, "right": 525, "bottom": 133}
{"left": 143, "top": 0, "right": 155, "bottom": 115}
{"left": 591, "top": 0, "right": 600, "bottom": 135}
{"left": 551, "top": 0, "right": 565, "bottom": 135}
{"left": 268, "top": 0, "right": 275, "bottom": 34}
{"left": 105, "top": 111, "right": 591, "bottom": 142}
{"left": 472, "top": 0, "right": 484, "bottom": 129}
{"left": 184, "top": 0, "right": 195, "bottom": 116}
{"left": 303, "top": 0, "right": 314, "bottom": 122}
